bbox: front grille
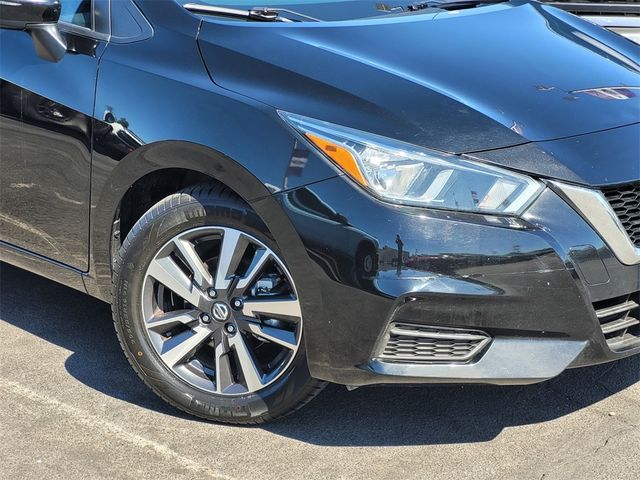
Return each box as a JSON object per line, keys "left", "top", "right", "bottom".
{"left": 594, "top": 292, "right": 640, "bottom": 352}
{"left": 379, "top": 323, "right": 491, "bottom": 364}
{"left": 602, "top": 182, "right": 640, "bottom": 247}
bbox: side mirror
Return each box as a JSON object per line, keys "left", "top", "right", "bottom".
{"left": 0, "top": 0, "right": 67, "bottom": 62}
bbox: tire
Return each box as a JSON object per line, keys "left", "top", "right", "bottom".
{"left": 112, "top": 183, "right": 325, "bottom": 424}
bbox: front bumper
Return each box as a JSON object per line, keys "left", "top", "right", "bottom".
{"left": 268, "top": 172, "right": 640, "bottom": 386}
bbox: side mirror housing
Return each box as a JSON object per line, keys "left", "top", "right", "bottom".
{"left": 0, "top": 0, "right": 61, "bottom": 30}
{"left": 0, "top": 0, "right": 67, "bottom": 62}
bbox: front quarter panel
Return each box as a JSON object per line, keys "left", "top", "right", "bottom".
{"left": 88, "top": 1, "right": 338, "bottom": 298}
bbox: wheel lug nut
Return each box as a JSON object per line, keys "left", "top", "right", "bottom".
{"left": 207, "top": 288, "right": 217, "bottom": 299}
{"left": 200, "top": 313, "right": 211, "bottom": 324}
{"left": 224, "top": 323, "right": 236, "bottom": 335}
{"left": 231, "top": 298, "right": 243, "bottom": 310}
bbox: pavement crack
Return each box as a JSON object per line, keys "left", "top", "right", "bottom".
{"left": 590, "top": 426, "right": 635, "bottom": 457}
{"left": 592, "top": 436, "right": 611, "bottom": 457}
{"left": 537, "top": 425, "right": 636, "bottom": 479}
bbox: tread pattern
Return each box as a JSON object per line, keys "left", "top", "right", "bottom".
{"left": 111, "top": 183, "right": 326, "bottom": 424}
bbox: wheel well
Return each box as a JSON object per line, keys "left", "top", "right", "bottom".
{"left": 113, "top": 168, "right": 222, "bottom": 257}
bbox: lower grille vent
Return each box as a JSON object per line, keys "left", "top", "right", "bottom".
{"left": 594, "top": 292, "right": 640, "bottom": 352}
{"left": 379, "top": 323, "right": 491, "bottom": 364}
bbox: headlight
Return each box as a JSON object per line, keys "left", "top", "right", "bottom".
{"left": 281, "top": 112, "right": 543, "bottom": 215}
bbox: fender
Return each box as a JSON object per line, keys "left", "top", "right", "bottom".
{"left": 84, "top": 10, "right": 338, "bottom": 301}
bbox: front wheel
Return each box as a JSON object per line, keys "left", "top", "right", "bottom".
{"left": 112, "top": 184, "right": 325, "bottom": 424}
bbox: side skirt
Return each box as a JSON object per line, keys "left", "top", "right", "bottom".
{"left": 0, "top": 241, "right": 89, "bottom": 296}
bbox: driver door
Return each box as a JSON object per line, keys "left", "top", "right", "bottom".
{"left": 0, "top": 0, "right": 108, "bottom": 270}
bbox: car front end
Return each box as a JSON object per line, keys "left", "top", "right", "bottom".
{"left": 3, "top": 0, "right": 639, "bottom": 425}
{"left": 188, "top": 0, "right": 640, "bottom": 387}
{"left": 272, "top": 146, "right": 640, "bottom": 387}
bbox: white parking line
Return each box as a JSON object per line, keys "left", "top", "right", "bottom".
{"left": 0, "top": 378, "right": 235, "bottom": 480}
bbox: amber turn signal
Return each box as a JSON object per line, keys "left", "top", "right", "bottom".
{"left": 305, "top": 133, "right": 367, "bottom": 186}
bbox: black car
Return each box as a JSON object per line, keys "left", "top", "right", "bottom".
{"left": 1, "top": 0, "right": 639, "bottom": 424}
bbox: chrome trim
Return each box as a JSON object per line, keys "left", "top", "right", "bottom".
{"left": 601, "top": 317, "right": 639, "bottom": 335}
{"left": 550, "top": 181, "right": 640, "bottom": 266}
{"left": 368, "top": 338, "right": 588, "bottom": 385}
{"left": 388, "top": 327, "right": 488, "bottom": 342}
{"left": 212, "top": 302, "right": 230, "bottom": 321}
{"left": 596, "top": 300, "right": 639, "bottom": 319}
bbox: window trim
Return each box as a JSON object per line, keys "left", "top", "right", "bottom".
{"left": 58, "top": 21, "right": 110, "bottom": 41}
{"left": 94, "top": 0, "right": 111, "bottom": 35}
{"left": 56, "top": 0, "right": 153, "bottom": 44}
{"left": 57, "top": 0, "right": 111, "bottom": 41}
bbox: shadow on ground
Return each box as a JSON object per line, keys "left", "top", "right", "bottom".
{"left": 1, "top": 262, "right": 638, "bottom": 447}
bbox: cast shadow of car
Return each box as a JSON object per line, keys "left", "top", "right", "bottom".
{"left": 1, "top": 262, "right": 638, "bottom": 446}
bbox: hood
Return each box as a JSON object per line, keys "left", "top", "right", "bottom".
{"left": 196, "top": 1, "right": 640, "bottom": 156}
{"left": 467, "top": 122, "right": 640, "bottom": 186}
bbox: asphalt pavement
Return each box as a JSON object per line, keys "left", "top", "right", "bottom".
{"left": 1, "top": 262, "right": 639, "bottom": 480}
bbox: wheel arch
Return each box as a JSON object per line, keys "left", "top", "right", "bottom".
{"left": 86, "top": 140, "right": 301, "bottom": 301}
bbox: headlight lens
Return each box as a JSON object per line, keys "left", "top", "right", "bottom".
{"left": 281, "top": 112, "right": 543, "bottom": 215}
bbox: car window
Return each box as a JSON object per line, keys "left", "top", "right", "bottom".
{"left": 60, "top": 0, "right": 93, "bottom": 29}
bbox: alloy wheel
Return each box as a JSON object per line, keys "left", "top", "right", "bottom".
{"left": 141, "top": 226, "right": 302, "bottom": 395}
